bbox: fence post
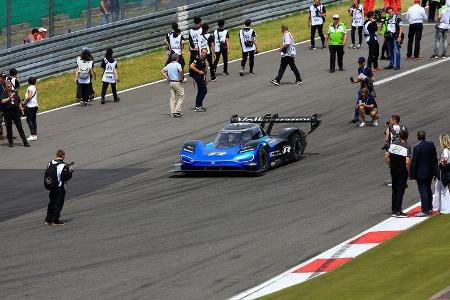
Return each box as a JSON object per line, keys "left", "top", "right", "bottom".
{"left": 48, "top": 0, "right": 55, "bottom": 37}
{"left": 155, "top": 0, "right": 160, "bottom": 12}
{"left": 6, "top": 0, "right": 12, "bottom": 48}
{"left": 119, "top": 0, "right": 125, "bottom": 20}
{"left": 87, "top": 0, "right": 92, "bottom": 28}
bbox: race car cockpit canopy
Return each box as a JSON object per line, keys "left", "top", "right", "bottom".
{"left": 215, "top": 124, "right": 263, "bottom": 148}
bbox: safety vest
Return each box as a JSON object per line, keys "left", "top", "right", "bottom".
{"left": 102, "top": 58, "right": 117, "bottom": 83}
{"left": 214, "top": 29, "right": 228, "bottom": 52}
{"left": 310, "top": 4, "right": 325, "bottom": 26}
{"left": 350, "top": 4, "right": 364, "bottom": 27}
{"left": 169, "top": 33, "right": 182, "bottom": 55}
{"left": 240, "top": 28, "right": 256, "bottom": 52}
{"left": 328, "top": 22, "right": 347, "bottom": 45}
{"left": 189, "top": 27, "right": 202, "bottom": 50}
{"left": 198, "top": 33, "right": 211, "bottom": 54}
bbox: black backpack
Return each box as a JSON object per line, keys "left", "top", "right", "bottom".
{"left": 44, "top": 162, "right": 60, "bottom": 190}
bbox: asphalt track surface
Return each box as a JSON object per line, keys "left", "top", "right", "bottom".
{"left": 1, "top": 24, "right": 448, "bottom": 299}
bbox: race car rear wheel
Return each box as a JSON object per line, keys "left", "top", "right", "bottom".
{"left": 289, "top": 132, "right": 305, "bottom": 162}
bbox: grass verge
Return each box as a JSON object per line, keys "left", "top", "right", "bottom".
{"left": 261, "top": 214, "right": 450, "bottom": 300}
{"left": 20, "top": 0, "right": 408, "bottom": 111}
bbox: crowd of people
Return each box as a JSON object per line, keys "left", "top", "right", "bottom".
{"left": 1, "top": 1, "right": 450, "bottom": 226}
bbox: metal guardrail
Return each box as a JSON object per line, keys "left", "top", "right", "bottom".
{"left": 0, "top": 0, "right": 335, "bottom": 83}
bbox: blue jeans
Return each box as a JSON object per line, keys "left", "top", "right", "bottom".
{"left": 387, "top": 38, "right": 401, "bottom": 68}
{"left": 354, "top": 90, "right": 360, "bottom": 120}
{"left": 193, "top": 76, "right": 207, "bottom": 107}
{"left": 100, "top": 12, "right": 109, "bottom": 25}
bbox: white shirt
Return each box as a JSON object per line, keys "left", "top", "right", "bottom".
{"left": 406, "top": 4, "right": 427, "bottom": 24}
{"left": 442, "top": 148, "right": 449, "bottom": 160}
{"left": 350, "top": 4, "right": 364, "bottom": 27}
{"left": 281, "top": 32, "right": 296, "bottom": 57}
{"left": 25, "top": 85, "right": 38, "bottom": 108}
{"left": 438, "top": 7, "right": 450, "bottom": 29}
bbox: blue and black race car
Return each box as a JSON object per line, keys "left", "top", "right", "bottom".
{"left": 171, "top": 113, "right": 321, "bottom": 174}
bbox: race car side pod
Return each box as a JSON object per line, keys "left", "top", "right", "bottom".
{"left": 230, "top": 113, "right": 321, "bottom": 135}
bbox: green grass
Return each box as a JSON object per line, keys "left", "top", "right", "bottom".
{"left": 24, "top": 0, "right": 411, "bottom": 111}
{"left": 261, "top": 214, "right": 450, "bottom": 300}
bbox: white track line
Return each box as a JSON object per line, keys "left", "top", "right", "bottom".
{"left": 374, "top": 57, "right": 450, "bottom": 85}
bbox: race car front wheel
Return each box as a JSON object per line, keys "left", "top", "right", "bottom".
{"left": 258, "top": 146, "right": 268, "bottom": 171}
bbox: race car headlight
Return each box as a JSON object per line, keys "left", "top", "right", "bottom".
{"left": 235, "top": 154, "right": 254, "bottom": 162}
{"left": 180, "top": 155, "right": 194, "bottom": 163}
{"left": 239, "top": 145, "right": 257, "bottom": 153}
{"left": 182, "top": 145, "right": 195, "bottom": 153}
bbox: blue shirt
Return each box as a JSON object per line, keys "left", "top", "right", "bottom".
{"left": 357, "top": 66, "right": 373, "bottom": 88}
{"left": 358, "top": 94, "right": 377, "bottom": 108}
{"left": 163, "top": 62, "right": 182, "bottom": 81}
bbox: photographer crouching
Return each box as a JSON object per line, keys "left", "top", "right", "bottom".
{"left": 44, "top": 149, "right": 74, "bottom": 226}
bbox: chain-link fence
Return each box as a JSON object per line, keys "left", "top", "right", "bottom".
{"left": 0, "top": 0, "right": 204, "bottom": 49}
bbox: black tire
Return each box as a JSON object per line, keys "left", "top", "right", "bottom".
{"left": 289, "top": 131, "right": 306, "bottom": 162}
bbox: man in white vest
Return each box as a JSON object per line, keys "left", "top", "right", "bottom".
{"left": 239, "top": 19, "right": 258, "bottom": 76}
{"left": 308, "top": 0, "right": 327, "bottom": 50}
{"left": 270, "top": 25, "right": 302, "bottom": 86}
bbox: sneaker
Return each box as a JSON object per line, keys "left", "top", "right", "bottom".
{"left": 329, "top": 69, "right": 335, "bottom": 73}
{"left": 385, "top": 65, "right": 394, "bottom": 69}
{"left": 183, "top": 78, "right": 187, "bottom": 82}
{"left": 309, "top": 46, "right": 316, "bottom": 50}
{"left": 413, "top": 56, "right": 422, "bottom": 60}
{"left": 358, "top": 122, "right": 366, "bottom": 127}
{"left": 396, "top": 211, "right": 408, "bottom": 218}
{"left": 405, "top": 56, "right": 412, "bottom": 60}
{"left": 114, "top": 97, "right": 120, "bottom": 102}
{"left": 356, "top": 44, "right": 361, "bottom": 49}
{"left": 294, "top": 80, "right": 303, "bottom": 85}
{"left": 222, "top": 72, "right": 229, "bottom": 76}
{"left": 52, "top": 220, "right": 65, "bottom": 226}
{"left": 339, "top": 67, "right": 344, "bottom": 71}
{"left": 239, "top": 69, "right": 244, "bottom": 76}
{"left": 391, "top": 212, "right": 397, "bottom": 217}
{"left": 442, "top": 54, "right": 447, "bottom": 59}
{"left": 79, "top": 101, "right": 85, "bottom": 107}
{"left": 249, "top": 72, "right": 255, "bottom": 75}
{"left": 372, "top": 119, "right": 379, "bottom": 126}
{"left": 101, "top": 98, "right": 105, "bottom": 104}
{"left": 194, "top": 107, "right": 206, "bottom": 112}
{"left": 211, "top": 77, "right": 217, "bottom": 82}
{"left": 430, "top": 54, "right": 439, "bottom": 59}
{"left": 23, "top": 142, "right": 30, "bottom": 147}
{"left": 84, "top": 101, "right": 88, "bottom": 107}
{"left": 349, "top": 44, "right": 355, "bottom": 49}
{"left": 172, "top": 112, "right": 183, "bottom": 118}
{"left": 415, "top": 212, "right": 428, "bottom": 217}
{"left": 322, "top": 45, "right": 326, "bottom": 49}
{"left": 26, "top": 136, "right": 33, "bottom": 141}
{"left": 394, "top": 66, "right": 400, "bottom": 70}
{"left": 270, "top": 79, "right": 280, "bottom": 86}
{"left": 8, "top": 142, "right": 14, "bottom": 147}
{"left": 348, "top": 118, "right": 359, "bottom": 124}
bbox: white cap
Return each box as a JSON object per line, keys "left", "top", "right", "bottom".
{"left": 38, "top": 27, "right": 47, "bottom": 32}
{"left": 332, "top": 14, "right": 339, "bottom": 19}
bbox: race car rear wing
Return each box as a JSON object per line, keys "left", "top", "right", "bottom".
{"left": 230, "top": 113, "right": 321, "bottom": 135}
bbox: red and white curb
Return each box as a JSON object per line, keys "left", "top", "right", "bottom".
{"left": 231, "top": 203, "right": 433, "bottom": 300}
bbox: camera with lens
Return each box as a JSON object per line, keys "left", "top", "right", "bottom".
{"left": 373, "top": 8, "right": 386, "bottom": 23}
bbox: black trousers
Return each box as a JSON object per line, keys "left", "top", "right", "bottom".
{"left": 417, "top": 178, "right": 433, "bottom": 213}
{"left": 46, "top": 186, "right": 66, "bottom": 223}
{"left": 189, "top": 50, "right": 198, "bottom": 65}
{"left": 4, "top": 112, "right": 27, "bottom": 144}
{"left": 206, "top": 53, "right": 216, "bottom": 79}
{"left": 79, "top": 83, "right": 90, "bottom": 103}
{"left": 165, "top": 54, "right": 185, "bottom": 70}
{"left": 407, "top": 23, "right": 423, "bottom": 58}
{"left": 428, "top": 1, "right": 439, "bottom": 21}
{"left": 275, "top": 56, "right": 302, "bottom": 83}
{"left": 310, "top": 25, "right": 325, "bottom": 48}
{"left": 381, "top": 39, "right": 389, "bottom": 58}
{"left": 214, "top": 49, "right": 229, "bottom": 73}
{"left": 25, "top": 106, "right": 38, "bottom": 135}
{"left": 367, "top": 40, "right": 379, "bottom": 69}
{"left": 193, "top": 75, "right": 207, "bottom": 107}
{"left": 329, "top": 45, "right": 344, "bottom": 71}
{"left": 391, "top": 172, "right": 408, "bottom": 213}
{"left": 351, "top": 26, "right": 363, "bottom": 45}
{"left": 241, "top": 50, "right": 255, "bottom": 72}
{"left": 101, "top": 81, "right": 118, "bottom": 101}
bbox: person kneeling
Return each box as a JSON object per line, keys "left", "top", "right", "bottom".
{"left": 357, "top": 87, "right": 378, "bottom": 127}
